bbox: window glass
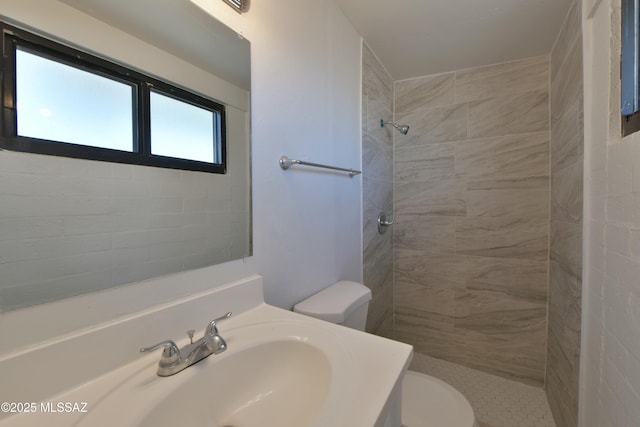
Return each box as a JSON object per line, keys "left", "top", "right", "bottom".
{"left": 150, "top": 90, "right": 219, "bottom": 163}
{"left": 2, "top": 22, "right": 226, "bottom": 174}
{"left": 621, "top": 0, "right": 640, "bottom": 135}
{"left": 16, "top": 48, "right": 135, "bottom": 151}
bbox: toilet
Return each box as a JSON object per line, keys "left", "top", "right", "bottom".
{"left": 294, "top": 281, "right": 477, "bottom": 427}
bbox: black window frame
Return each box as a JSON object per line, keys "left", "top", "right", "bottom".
{"left": 0, "top": 22, "right": 226, "bottom": 174}
{"left": 621, "top": 0, "right": 640, "bottom": 136}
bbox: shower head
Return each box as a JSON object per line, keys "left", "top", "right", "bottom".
{"left": 380, "top": 119, "right": 410, "bottom": 135}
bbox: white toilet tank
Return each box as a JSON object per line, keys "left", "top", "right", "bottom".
{"left": 293, "top": 281, "right": 372, "bottom": 331}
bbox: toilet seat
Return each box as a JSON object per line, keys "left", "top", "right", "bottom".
{"left": 402, "top": 371, "right": 477, "bottom": 427}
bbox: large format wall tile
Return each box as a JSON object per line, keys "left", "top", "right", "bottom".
{"left": 456, "top": 55, "right": 546, "bottom": 85}
{"left": 550, "top": 220, "right": 583, "bottom": 293}
{"left": 362, "top": 134, "right": 393, "bottom": 181}
{"left": 396, "top": 73, "right": 455, "bottom": 114}
{"left": 455, "top": 216, "right": 549, "bottom": 261}
{"left": 466, "top": 175, "right": 549, "bottom": 191}
{"left": 550, "top": 37, "right": 583, "bottom": 126}
{"left": 455, "top": 289, "right": 547, "bottom": 379}
{"left": 466, "top": 256, "right": 548, "bottom": 302}
{"left": 395, "top": 104, "right": 467, "bottom": 148}
{"left": 395, "top": 249, "right": 468, "bottom": 290}
{"left": 395, "top": 311, "right": 457, "bottom": 359}
{"left": 455, "top": 56, "right": 549, "bottom": 104}
{"left": 393, "top": 213, "right": 455, "bottom": 255}
{"left": 365, "top": 237, "right": 394, "bottom": 333}
{"left": 362, "top": 43, "right": 394, "bottom": 335}
{"left": 455, "top": 132, "right": 550, "bottom": 180}
{"left": 546, "top": 329, "right": 579, "bottom": 427}
{"left": 393, "top": 54, "right": 551, "bottom": 386}
{"left": 363, "top": 44, "right": 393, "bottom": 147}
{"left": 364, "top": 230, "right": 393, "bottom": 297}
{"left": 453, "top": 317, "right": 547, "bottom": 386}
{"left": 395, "top": 281, "right": 457, "bottom": 358}
{"left": 394, "top": 143, "right": 455, "bottom": 183}
{"left": 363, "top": 44, "right": 392, "bottom": 107}
{"left": 550, "top": 101, "right": 583, "bottom": 173}
{"left": 454, "top": 290, "right": 546, "bottom": 334}
{"left": 365, "top": 85, "right": 393, "bottom": 146}
{"left": 550, "top": 0, "right": 582, "bottom": 84}
{"left": 467, "top": 91, "right": 549, "bottom": 138}
{"left": 396, "top": 281, "right": 456, "bottom": 318}
{"left": 546, "top": 0, "right": 583, "bottom": 425}
{"left": 363, "top": 177, "right": 392, "bottom": 250}
{"left": 464, "top": 188, "right": 549, "bottom": 219}
{"left": 395, "top": 177, "right": 466, "bottom": 216}
{"left": 551, "top": 161, "right": 584, "bottom": 225}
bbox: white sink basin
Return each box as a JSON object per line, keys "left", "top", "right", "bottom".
{"left": 139, "top": 339, "right": 331, "bottom": 427}
{"left": 57, "top": 314, "right": 359, "bottom": 427}
{"left": 0, "top": 276, "right": 412, "bottom": 427}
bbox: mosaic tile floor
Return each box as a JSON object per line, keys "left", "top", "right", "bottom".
{"left": 409, "top": 353, "right": 557, "bottom": 427}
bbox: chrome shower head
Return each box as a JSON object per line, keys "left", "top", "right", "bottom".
{"left": 380, "top": 119, "right": 410, "bottom": 135}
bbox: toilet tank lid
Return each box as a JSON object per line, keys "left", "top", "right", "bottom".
{"left": 293, "top": 281, "right": 372, "bottom": 324}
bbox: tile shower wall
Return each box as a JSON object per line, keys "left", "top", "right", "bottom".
{"left": 362, "top": 43, "right": 394, "bottom": 336}
{"left": 393, "top": 56, "right": 550, "bottom": 386}
{"left": 546, "top": 1, "right": 583, "bottom": 426}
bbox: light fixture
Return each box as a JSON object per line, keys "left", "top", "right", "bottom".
{"left": 380, "top": 119, "right": 409, "bottom": 135}
{"left": 222, "top": 0, "right": 250, "bottom": 13}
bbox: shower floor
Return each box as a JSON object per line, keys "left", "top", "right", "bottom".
{"left": 409, "top": 353, "right": 557, "bottom": 427}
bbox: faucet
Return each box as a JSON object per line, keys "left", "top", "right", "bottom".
{"left": 140, "top": 312, "right": 232, "bottom": 376}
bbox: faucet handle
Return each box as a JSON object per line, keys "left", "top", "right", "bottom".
{"left": 204, "top": 312, "right": 232, "bottom": 354}
{"left": 140, "top": 340, "right": 180, "bottom": 365}
{"left": 205, "top": 312, "right": 232, "bottom": 336}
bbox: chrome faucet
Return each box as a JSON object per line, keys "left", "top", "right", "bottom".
{"left": 140, "top": 312, "right": 232, "bottom": 376}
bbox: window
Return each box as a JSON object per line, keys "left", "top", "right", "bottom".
{"left": 1, "top": 22, "right": 226, "bottom": 174}
{"left": 621, "top": 0, "right": 640, "bottom": 136}
{"left": 150, "top": 89, "right": 222, "bottom": 164}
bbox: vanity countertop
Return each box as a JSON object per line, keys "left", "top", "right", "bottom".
{"left": 0, "top": 276, "right": 412, "bottom": 427}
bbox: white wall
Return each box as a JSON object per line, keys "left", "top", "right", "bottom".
{"left": 581, "top": 0, "right": 640, "bottom": 425}
{"left": 220, "top": 0, "right": 363, "bottom": 308}
{"left": 0, "top": 0, "right": 362, "bottom": 354}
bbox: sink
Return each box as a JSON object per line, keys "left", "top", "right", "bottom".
{"left": 0, "top": 275, "right": 412, "bottom": 427}
{"left": 53, "top": 316, "right": 356, "bottom": 427}
{"left": 138, "top": 340, "right": 331, "bottom": 427}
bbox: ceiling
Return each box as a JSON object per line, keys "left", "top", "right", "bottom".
{"left": 335, "top": 0, "right": 572, "bottom": 80}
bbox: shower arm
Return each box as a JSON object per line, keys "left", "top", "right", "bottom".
{"left": 382, "top": 121, "right": 401, "bottom": 131}
{"left": 380, "top": 119, "right": 410, "bottom": 135}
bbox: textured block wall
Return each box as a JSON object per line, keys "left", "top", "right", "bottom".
{"left": 582, "top": 0, "right": 640, "bottom": 425}
{"left": 0, "top": 106, "right": 250, "bottom": 311}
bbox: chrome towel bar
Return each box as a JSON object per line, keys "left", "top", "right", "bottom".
{"left": 279, "top": 156, "right": 361, "bottom": 177}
